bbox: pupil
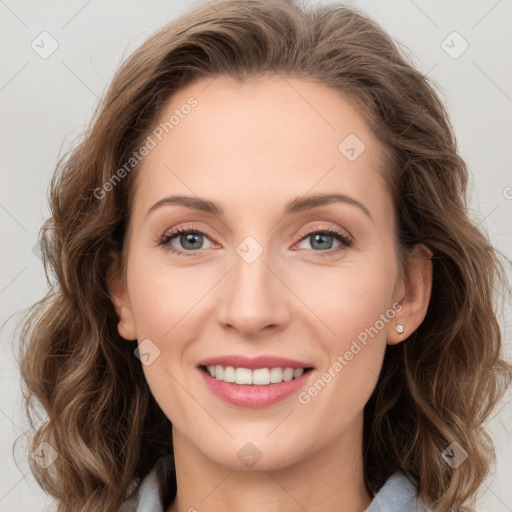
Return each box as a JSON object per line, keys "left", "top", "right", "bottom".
{"left": 311, "top": 233, "right": 333, "bottom": 250}
{"left": 182, "top": 233, "right": 202, "bottom": 250}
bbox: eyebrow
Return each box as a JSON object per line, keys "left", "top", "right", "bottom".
{"left": 145, "top": 192, "right": 372, "bottom": 220}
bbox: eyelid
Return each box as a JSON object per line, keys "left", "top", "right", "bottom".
{"left": 294, "top": 222, "right": 352, "bottom": 244}
{"left": 158, "top": 223, "right": 217, "bottom": 245}
{"left": 158, "top": 221, "right": 215, "bottom": 238}
{"left": 158, "top": 221, "right": 352, "bottom": 241}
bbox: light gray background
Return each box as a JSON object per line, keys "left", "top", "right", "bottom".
{"left": 1, "top": 1, "right": 511, "bottom": 510}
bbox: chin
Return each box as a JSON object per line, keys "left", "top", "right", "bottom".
{"left": 201, "top": 435, "right": 313, "bottom": 472}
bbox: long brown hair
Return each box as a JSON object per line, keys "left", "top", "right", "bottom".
{"left": 16, "top": 0, "right": 512, "bottom": 510}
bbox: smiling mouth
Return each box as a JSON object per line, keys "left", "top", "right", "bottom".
{"left": 200, "top": 365, "right": 314, "bottom": 386}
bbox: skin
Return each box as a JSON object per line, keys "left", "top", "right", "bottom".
{"left": 108, "top": 75, "right": 432, "bottom": 512}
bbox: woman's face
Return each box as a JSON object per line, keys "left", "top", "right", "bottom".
{"left": 109, "top": 76, "right": 431, "bottom": 470}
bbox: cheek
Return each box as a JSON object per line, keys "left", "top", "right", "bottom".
{"left": 126, "top": 265, "right": 202, "bottom": 422}
{"left": 289, "top": 255, "right": 396, "bottom": 343}
{"left": 289, "top": 257, "right": 395, "bottom": 407}
{"left": 128, "top": 255, "right": 207, "bottom": 336}
{"left": 126, "top": 260, "right": 215, "bottom": 400}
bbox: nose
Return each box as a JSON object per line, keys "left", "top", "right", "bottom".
{"left": 216, "top": 246, "right": 291, "bottom": 338}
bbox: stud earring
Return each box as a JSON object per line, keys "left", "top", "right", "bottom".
{"left": 395, "top": 324, "right": 404, "bottom": 334}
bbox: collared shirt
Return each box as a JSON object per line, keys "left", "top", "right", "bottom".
{"left": 120, "top": 461, "right": 430, "bottom": 512}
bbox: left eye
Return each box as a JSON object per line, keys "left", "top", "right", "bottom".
{"left": 295, "top": 230, "right": 351, "bottom": 251}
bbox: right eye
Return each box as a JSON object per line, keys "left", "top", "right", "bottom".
{"left": 158, "top": 225, "right": 217, "bottom": 256}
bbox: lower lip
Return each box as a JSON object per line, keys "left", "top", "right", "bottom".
{"left": 198, "top": 367, "right": 314, "bottom": 408}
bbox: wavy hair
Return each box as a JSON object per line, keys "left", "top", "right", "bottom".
{"left": 16, "top": 0, "right": 512, "bottom": 510}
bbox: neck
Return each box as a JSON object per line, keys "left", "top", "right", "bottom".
{"left": 167, "top": 412, "right": 373, "bottom": 512}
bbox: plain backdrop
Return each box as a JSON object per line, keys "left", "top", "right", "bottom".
{"left": 1, "top": 1, "right": 511, "bottom": 510}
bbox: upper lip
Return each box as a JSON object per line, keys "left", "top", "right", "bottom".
{"left": 197, "top": 355, "right": 314, "bottom": 370}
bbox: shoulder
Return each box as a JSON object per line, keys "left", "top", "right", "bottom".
{"left": 120, "top": 466, "right": 163, "bottom": 512}
{"left": 120, "top": 456, "right": 175, "bottom": 512}
{"left": 365, "top": 472, "right": 431, "bottom": 512}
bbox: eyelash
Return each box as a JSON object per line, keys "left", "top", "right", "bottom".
{"left": 157, "top": 224, "right": 353, "bottom": 258}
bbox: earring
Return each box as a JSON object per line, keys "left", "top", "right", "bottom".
{"left": 395, "top": 324, "right": 404, "bottom": 334}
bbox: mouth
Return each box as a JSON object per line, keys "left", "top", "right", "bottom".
{"left": 196, "top": 355, "right": 316, "bottom": 407}
{"left": 199, "top": 364, "right": 314, "bottom": 385}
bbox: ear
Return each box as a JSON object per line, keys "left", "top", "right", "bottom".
{"left": 387, "top": 243, "right": 433, "bottom": 345}
{"left": 106, "top": 251, "right": 137, "bottom": 341}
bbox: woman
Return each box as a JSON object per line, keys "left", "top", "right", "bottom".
{"left": 18, "top": 0, "right": 512, "bottom": 511}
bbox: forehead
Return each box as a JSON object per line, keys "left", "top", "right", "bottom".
{"left": 131, "top": 75, "right": 391, "bottom": 223}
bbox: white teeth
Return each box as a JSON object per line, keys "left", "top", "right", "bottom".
{"left": 269, "top": 367, "right": 283, "bottom": 383}
{"left": 205, "top": 365, "right": 308, "bottom": 385}
{"left": 283, "top": 368, "right": 294, "bottom": 381}
{"left": 235, "top": 367, "right": 252, "bottom": 384}
{"left": 224, "top": 366, "right": 235, "bottom": 382}
{"left": 252, "top": 368, "right": 270, "bottom": 385}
